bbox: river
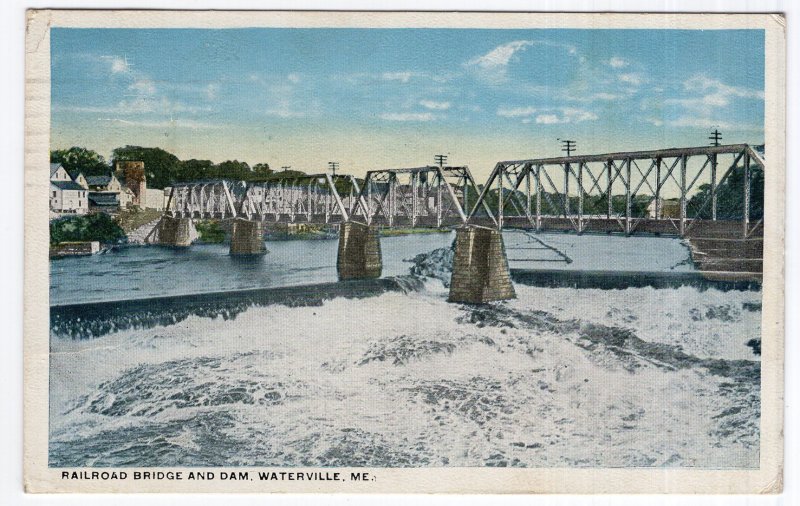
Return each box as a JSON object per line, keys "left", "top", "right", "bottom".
{"left": 49, "top": 231, "right": 695, "bottom": 305}
{"left": 49, "top": 230, "right": 763, "bottom": 469}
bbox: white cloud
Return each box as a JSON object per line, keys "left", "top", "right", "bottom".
{"left": 618, "top": 73, "right": 643, "bottom": 86}
{"left": 467, "top": 40, "right": 532, "bottom": 70}
{"left": 419, "top": 100, "right": 451, "bottom": 110}
{"left": 608, "top": 57, "right": 629, "bottom": 69}
{"left": 380, "top": 112, "right": 435, "bottom": 122}
{"left": 497, "top": 106, "right": 537, "bottom": 118}
{"left": 668, "top": 117, "right": 732, "bottom": 129}
{"left": 287, "top": 73, "right": 301, "bottom": 84}
{"left": 662, "top": 75, "right": 764, "bottom": 127}
{"left": 591, "top": 92, "right": 619, "bottom": 101}
{"left": 535, "top": 114, "right": 561, "bottom": 124}
{"left": 684, "top": 75, "right": 764, "bottom": 100}
{"left": 97, "top": 118, "right": 215, "bottom": 129}
{"left": 204, "top": 83, "right": 218, "bottom": 100}
{"left": 381, "top": 72, "right": 413, "bottom": 83}
{"left": 561, "top": 107, "right": 599, "bottom": 122}
{"left": 266, "top": 100, "right": 305, "bottom": 118}
{"left": 129, "top": 78, "right": 156, "bottom": 96}
{"left": 104, "top": 56, "right": 130, "bottom": 74}
{"left": 499, "top": 106, "right": 597, "bottom": 124}
{"left": 465, "top": 40, "right": 539, "bottom": 84}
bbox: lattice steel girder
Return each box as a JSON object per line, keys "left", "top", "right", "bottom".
{"left": 498, "top": 144, "right": 764, "bottom": 167}
{"left": 468, "top": 144, "right": 763, "bottom": 238}
{"left": 353, "top": 166, "right": 477, "bottom": 226}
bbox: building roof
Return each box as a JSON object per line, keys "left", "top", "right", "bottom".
{"left": 86, "top": 175, "right": 114, "bottom": 186}
{"left": 50, "top": 163, "right": 64, "bottom": 177}
{"left": 88, "top": 192, "right": 120, "bottom": 206}
{"left": 51, "top": 181, "right": 85, "bottom": 191}
{"left": 68, "top": 170, "right": 85, "bottom": 181}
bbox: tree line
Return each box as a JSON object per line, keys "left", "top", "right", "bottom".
{"left": 51, "top": 146, "right": 279, "bottom": 189}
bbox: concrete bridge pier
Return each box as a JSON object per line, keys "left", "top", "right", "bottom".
{"left": 157, "top": 216, "right": 196, "bottom": 247}
{"left": 448, "top": 226, "right": 516, "bottom": 303}
{"left": 230, "top": 218, "right": 267, "bottom": 255}
{"left": 337, "top": 222, "right": 382, "bottom": 280}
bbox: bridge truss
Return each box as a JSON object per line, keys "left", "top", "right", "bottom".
{"left": 352, "top": 166, "right": 486, "bottom": 228}
{"left": 167, "top": 174, "right": 365, "bottom": 224}
{"left": 164, "top": 144, "right": 765, "bottom": 238}
{"left": 467, "top": 144, "right": 765, "bottom": 238}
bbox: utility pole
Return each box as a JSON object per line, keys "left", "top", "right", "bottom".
{"left": 558, "top": 139, "right": 576, "bottom": 216}
{"left": 559, "top": 139, "right": 576, "bottom": 157}
{"left": 328, "top": 161, "right": 339, "bottom": 177}
{"left": 434, "top": 154, "right": 447, "bottom": 167}
{"left": 709, "top": 128, "right": 722, "bottom": 147}
{"left": 281, "top": 165, "right": 291, "bottom": 173}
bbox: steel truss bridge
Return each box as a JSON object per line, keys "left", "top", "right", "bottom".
{"left": 164, "top": 144, "right": 765, "bottom": 239}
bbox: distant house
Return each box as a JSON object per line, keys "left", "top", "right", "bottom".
{"left": 69, "top": 171, "right": 89, "bottom": 190}
{"left": 50, "top": 163, "right": 88, "bottom": 215}
{"left": 86, "top": 173, "right": 123, "bottom": 192}
{"left": 86, "top": 173, "right": 134, "bottom": 209}
{"left": 50, "top": 163, "right": 72, "bottom": 183}
{"left": 50, "top": 181, "right": 88, "bottom": 214}
{"left": 87, "top": 192, "right": 120, "bottom": 213}
{"left": 647, "top": 198, "right": 681, "bottom": 219}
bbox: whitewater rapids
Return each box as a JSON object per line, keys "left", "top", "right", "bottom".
{"left": 48, "top": 276, "right": 760, "bottom": 468}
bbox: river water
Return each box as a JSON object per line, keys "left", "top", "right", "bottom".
{"left": 49, "top": 231, "right": 694, "bottom": 305}
{"left": 50, "top": 231, "right": 762, "bottom": 469}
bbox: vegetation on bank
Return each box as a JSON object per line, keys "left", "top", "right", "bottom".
{"left": 116, "top": 208, "right": 163, "bottom": 234}
{"left": 51, "top": 146, "right": 276, "bottom": 190}
{"left": 50, "top": 213, "right": 126, "bottom": 246}
{"left": 195, "top": 220, "right": 226, "bottom": 243}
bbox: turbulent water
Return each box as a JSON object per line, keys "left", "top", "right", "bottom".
{"left": 49, "top": 276, "right": 761, "bottom": 468}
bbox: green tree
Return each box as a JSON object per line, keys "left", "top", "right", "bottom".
{"left": 50, "top": 213, "right": 126, "bottom": 245}
{"left": 687, "top": 163, "right": 764, "bottom": 220}
{"left": 112, "top": 146, "right": 181, "bottom": 189}
{"left": 178, "top": 159, "right": 215, "bottom": 182}
{"left": 214, "top": 160, "right": 252, "bottom": 180}
{"left": 252, "top": 163, "right": 273, "bottom": 177}
{"left": 50, "top": 147, "right": 109, "bottom": 176}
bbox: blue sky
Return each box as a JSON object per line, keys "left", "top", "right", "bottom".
{"left": 51, "top": 28, "right": 764, "bottom": 178}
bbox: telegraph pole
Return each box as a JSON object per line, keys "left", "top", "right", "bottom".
{"left": 708, "top": 129, "right": 722, "bottom": 220}
{"left": 281, "top": 165, "right": 291, "bottom": 173}
{"left": 434, "top": 154, "right": 447, "bottom": 167}
{"left": 558, "top": 139, "right": 576, "bottom": 216}
{"left": 559, "top": 139, "right": 576, "bottom": 157}
{"left": 328, "top": 161, "right": 339, "bottom": 177}
{"left": 709, "top": 128, "right": 722, "bottom": 147}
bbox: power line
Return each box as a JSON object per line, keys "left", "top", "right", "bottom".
{"left": 434, "top": 154, "right": 447, "bottom": 167}
{"left": 709, "top": 129, "right": 723, "bottom": 147}
{"left": 328, "top": 161, "right": 339, "bottom": 177}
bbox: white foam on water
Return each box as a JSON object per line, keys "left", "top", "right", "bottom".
{"left": 49, "top": 283, "right": 760, "bottom": 468}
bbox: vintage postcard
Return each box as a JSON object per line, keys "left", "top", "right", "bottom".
{"left": 24, "top": 10, "right": 785, "bottom": 493}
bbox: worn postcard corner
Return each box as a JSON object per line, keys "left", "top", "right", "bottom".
{"left": 24, "top": 9, "right": 785, "bottom": 494}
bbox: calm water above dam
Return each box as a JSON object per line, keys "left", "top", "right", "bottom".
{"left": 49, "top": 231, "right": 694, "bottom": 305}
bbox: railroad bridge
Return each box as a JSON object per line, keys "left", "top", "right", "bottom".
{"left": 149, "top": 144, "right": 765, "bottom": 303}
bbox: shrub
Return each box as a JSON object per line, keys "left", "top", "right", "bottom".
{"left": 50, "top": 213, "right": 126, "bottom": 245}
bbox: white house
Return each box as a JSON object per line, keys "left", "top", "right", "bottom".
{"left": 50, "top": 163, "right": 88, "bottom": 215}
{"left": 50, "top": 181, "right": 88, "bottom": 214}
{"left": 50, "top": 163, "right": 72, "bottom": 183}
